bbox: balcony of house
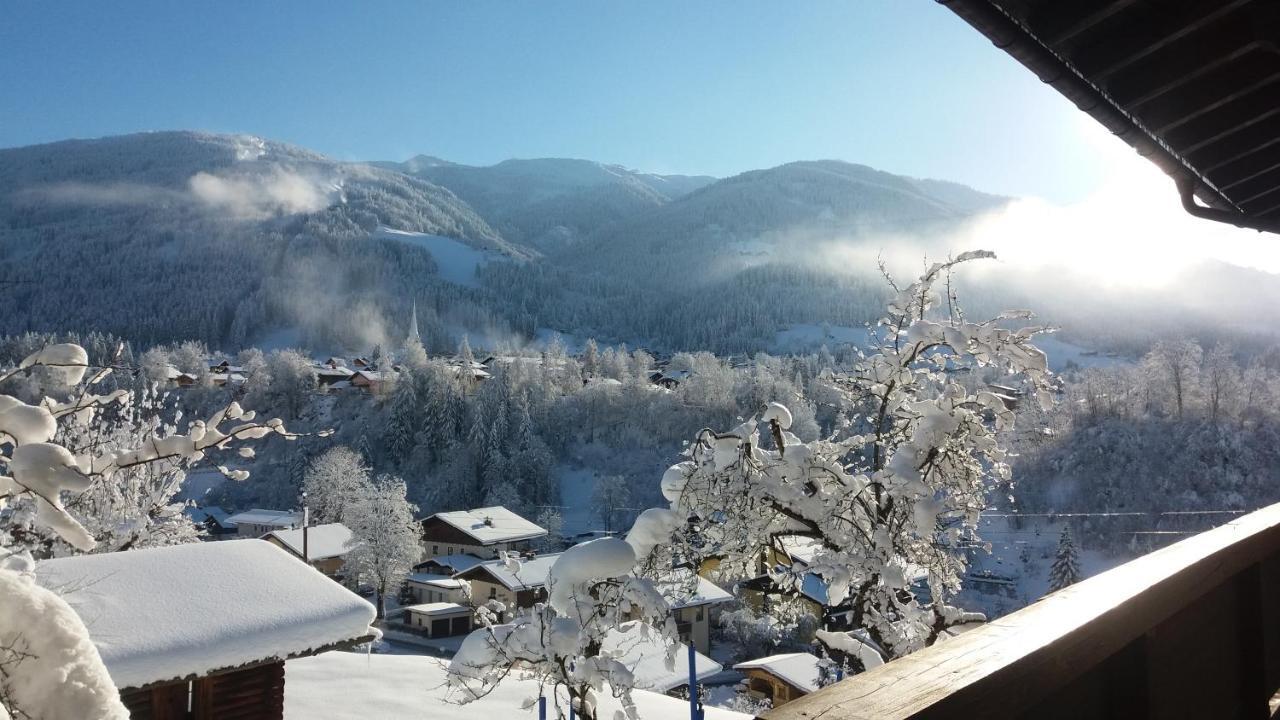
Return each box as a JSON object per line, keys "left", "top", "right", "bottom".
{"left": 762, "top": 500, "right": 1280, "bottom": 720}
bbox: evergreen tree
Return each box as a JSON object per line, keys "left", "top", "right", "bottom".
{"left": 384, "top": 374, "right": 420, "bottom": 464}
{"left": 1048, "top": 525, "right": 1082, "bottom": 592}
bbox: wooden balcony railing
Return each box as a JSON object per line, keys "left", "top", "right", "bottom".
{"left": 763, "top": 501, "right": 1280, "bottom": 720}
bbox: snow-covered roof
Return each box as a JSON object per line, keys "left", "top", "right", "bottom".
{"left": 265, "top": 523, "right": 357, "bottom": 561}
{"left": 777, "top": 535, "right": 823, "bottom": 565}
{"left": 184, "top": 505, "right": 232, "bottom": 527}
{"left": 429, "top": 506, "right": 547, "bottom": 545}
{"left": 402, "top": 602, "right": 471, "bottom": 617}
{"left": 733, "top": 652, "right": 823, "bottom": 693}
{"left": 419, "top": 554, "right": 486, "bottom": 574}
{"left": 655, "top": 571, "right": 734, "bottom": 609}
{"left": 406, "top": 572, "right": 467, "bottom": 589}
{"left": 316, "top": 366, "right": 354, "bottom": 377}
{"left": 604, "top": 622, "right": 722, "bottom": 692}
{"left": 461, "top": 553, "right": 562, "bottom": 591}
{"left": 225, "top": 508, "right": 303, "bottom": 528}
{"left": 37, "top": 540, "right": 377, "bottom": 690}
{"left": 284, "top": 651, "right": 751, "bottom": 720}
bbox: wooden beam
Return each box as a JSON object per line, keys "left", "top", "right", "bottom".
{"left": 1028, "top": 0, "right": 1142, "bottom": 46}
{"left": 1071, "top": 0, "right": 1254, "bottom": 82}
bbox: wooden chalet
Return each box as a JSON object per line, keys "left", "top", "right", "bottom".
{"left": 183, "top": 505, "right": 238, "bottom": 540}
{"left": 455, "top": 552, "right": 559, "bottom": 622}
{"left": 36, "top": 540, "right": 376, "bottom": 720}
{"left": 420, "top": 505, "right": 547, "bottom": 560}
{"left": 262, "top": 522, "right": 357, "bottom": 579}
{"left": 735, "top": 653, "right": 824, "bottom": 708}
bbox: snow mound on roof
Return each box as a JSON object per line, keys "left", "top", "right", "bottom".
{"left": 431, "top": 506, "right": 547, "bottom": 545}
{"left": 225, "top": 508, "right": 302, "bottom": 527}
{"left": 284, "top": 651, "right": 749, "bottom": 720}
{"left": 37, "top": 540, "right": 376, "bottom": 689}
{"left": 467, "top": 552, "right": 562, "bottom": 591}
{"left": 734, "top": 652, "right": 824, "bottom": 693}
{"left": 602, "top": 622, "right": 722, "bottom": 693}
{"left": 266, "top": 523, "right": 356, "bottom": 560}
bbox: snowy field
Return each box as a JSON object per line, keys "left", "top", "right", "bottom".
{"left": 284, "top": 650, "right": 750, "bottom": 720}
{"left": 770, "top": 323, "right": 872, "bottom": 353}
{"left": 375, "top": 226, "right": 492, "bottom": 288}
{"left": 556, "top": 465, "right": 601, "bottom": 537}
{"left": 1031, "top": 335, "right": 1132, "bottom": 371}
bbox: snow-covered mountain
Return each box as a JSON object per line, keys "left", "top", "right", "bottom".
{"left": 479, "top": 160, "right": 1012, "bottom": 350}
{"left": 0, "top": 132, "right": 527, "bottom": 349}
{"left": 376, "top": 156, "right": 716, "bottom": 253}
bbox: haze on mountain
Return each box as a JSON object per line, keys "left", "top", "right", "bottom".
{"left": 4, "top": 130, "right": 1280, "bottom": 358}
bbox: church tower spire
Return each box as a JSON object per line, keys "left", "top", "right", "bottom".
{"left": 407, "top": 299, "right": 421, "bottom": 347}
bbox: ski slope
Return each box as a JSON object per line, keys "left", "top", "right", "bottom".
{"left": 374, "top": 226, "right": 492, "bottom": 288}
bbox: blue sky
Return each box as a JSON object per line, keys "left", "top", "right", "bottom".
{"left": 2, "top": 1, "right": 1121, "bottom": 202}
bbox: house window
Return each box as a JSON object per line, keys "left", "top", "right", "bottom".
{"left": 696, "top": 607, "right": 704, "bottom": 622}
{"left": 489, "top": 587, "right": 497, "bottom": 599}
{"left": 448, "top": 546, "right": 454, "bottom": 555}
{"left": 432, "top": 545, "right": 439, "bottom": 555}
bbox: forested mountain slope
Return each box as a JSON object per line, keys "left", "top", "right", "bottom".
{"left": 0, "top": 132, "right": 524, "bottom": 350}
{"left": 481, "top": 160, "right": 1011, "bottom": 350}
{"left": 379, "top": 156, "right": 716, "bottom": 253}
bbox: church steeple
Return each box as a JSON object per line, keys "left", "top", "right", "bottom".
{"left": 407, "top": 299, "right": 421, "bottom": 346}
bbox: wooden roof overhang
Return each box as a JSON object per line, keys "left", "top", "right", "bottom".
{"left": 939, "top": 0, "right": 1280, "bottom": 234}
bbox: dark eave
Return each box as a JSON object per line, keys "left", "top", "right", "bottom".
{"left": 939, "top": 0, "right": 1280, "bottom": 234}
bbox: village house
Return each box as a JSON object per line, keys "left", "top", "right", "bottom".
{"left": 225, "top": 508, "right": 303, "bottom": 538}
{"left": 455, "top": 552, "right": 560, "bottom": 622}
{"left": 36, "top": 540, "right": 376, "bottom": 720}
{"left": 314, "top": 364, "right": 355, "bottom": 387}
{"left": 350, "top": 369, "right": 394, "bottom": 394}
{"left": 403, "top": 570, "right": 469, "bottom": 605}
{"left": 184, "top": 505, "right": 238, "bottom": 540}
{"left": 654, "top": 573, "right": 733, "bottom": 655}
{"left": 262, "top": 522, "right": 357, "bottom": 580}
{"left": 734, "top": 652, "right": 824, "bottom": 707}
{"left": 401, "top": 602, "right": 474, "bottom": 638}
{"left": 161, "top": 364, "right": 198, "bottom": 388}
{"left": 413, "top": 553, "right": 485, "bottom": 576}
{"left": 420, "top": 505, "right": 547, "bottom": 560}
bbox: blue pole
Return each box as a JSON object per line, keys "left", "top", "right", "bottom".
{"left": 688, "top": 643, "right": 700, "bottom": 720}
{"left": 836, "top": 665, "right": 844, "bottom": 682}
{"left": 569, "top": 705, "right": 575, "bottom": 720}
{"left": 539, "top": 695, "right": 546, "bottom": 720}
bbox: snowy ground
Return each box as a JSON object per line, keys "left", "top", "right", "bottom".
{"left": 556, "top": 464, "right": 603, "bottom": 537}
{"left": 284, "top": 650, "right": 751, "bottom": 720}
{"left": 1031, "top": 335, "right": 1132, "bottom": 371}
{"left": 374, "top": 226, "right": 493, "bottom": 288}
{"left": 958, "top": 514, "right": 1130, "bottom": 618}
{"left": 770, "top": 324, "right": 872, "bottom": 354}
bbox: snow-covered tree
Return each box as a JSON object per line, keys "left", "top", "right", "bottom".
{"left": 534, "top": 507, "right": 564, "bottom": 552}
{"left": 592, "top": 475, "right": 631, "bottom": 532}
{"left": 448, "top": 252, "right": 1050, "bottom": 716}
{"left": 303, "top": 446, "right": 372, "bottom": 524}
{"left": 342, "top": 475, "right": 420, "bottom": 619}
{"left": 265, "top": 349, "right": 317, "bottom": 419}
{"left": 652, "top": 252, "right": 1052, "bottom": 658}
{"left": 384, "top": 374, "right": 420, "bottom": 464}
{"left": 447, "top": 533, "right": 673, "bottom": 720}
{"left": 1048, "top": 525, "right": 1082, "bottom": 593}
{"left": 0, "top": 343, "right": 300, "bottom": 719}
